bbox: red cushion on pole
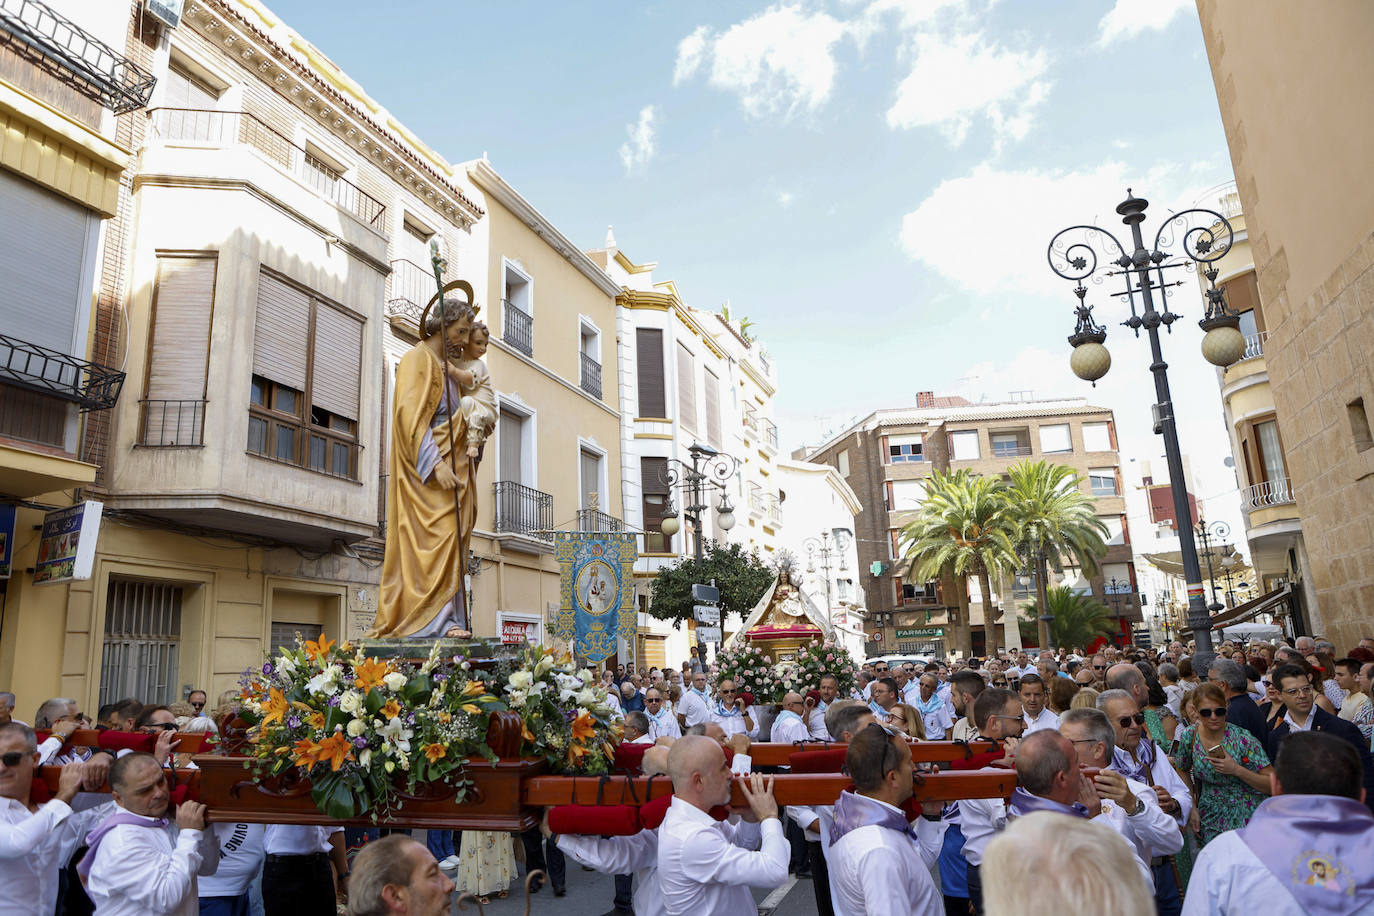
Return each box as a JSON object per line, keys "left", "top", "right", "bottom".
{"left": 638, "top": 794, "right": 673, "bottom": 829}
{"left": 739, "top": 692, "right": 755, "bottom": 708}
{"left": 549, "top": 804, "right": 643, "bottom": 837}
{"left": 613, "top": 743, "right": 649, "bottom": 773}
{"left": 97, "top": 731, "right": 156, "bottom": 753}
{"left": 723, "top": 747, "right": 736, "bottom": 765}
{"left": 788, "top": 748, "right": 848, "bottom": 773}
{"left": 947, "top": 749, "right": 1005, "bottom": 771}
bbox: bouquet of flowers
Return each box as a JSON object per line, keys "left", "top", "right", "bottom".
{"left": 714, "top": 640, "right": 782, "bottom": 705}
{"left": 236, "top": 635, "right": 505, "bottom": 819}
{"left": 790, "top": 637, "right": 858, "bottom": 697}
{"left": 503, "top": 644, "right": 620, "bottom": 774}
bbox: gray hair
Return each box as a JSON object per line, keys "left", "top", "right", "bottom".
{"left": 1095, "top": 689, "right": 1135, "bottom": 713}
{"left": 624, "top": 711, "right": 650, "bottom": 736}
{"left": 1104, "top": 664, "right": 1144, "bottom": 692}
{"left": 0, "top": 692, "right": 14, "bottom": 708}
{"left": 684, "top": 723, "right": 708, "bottom": 736}
{"left": 1208, "top": 658, "right": 1247, "bottom": 692}
{"left": 1060, "top": 707, "right": 1116, "bottom": 757}
{"left": 0, "top": 721, "right": 37, "bottom": 752}
{"left": 1158, "top": 663, "right": 1179, "bottom": 683}
{"left": 825, "top": 699, "right": 869, "bottom": 740}
{"left": 34, "top": 698, "right": 75, "bottom": 729}
{"left": 422, "top": 296, "right": 475, "bottom": 338}
{"left": 347, "top": 835, "right": 424, "bottom": 916}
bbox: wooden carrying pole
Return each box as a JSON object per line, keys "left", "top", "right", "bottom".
{"left": 742, "top": 740, "right": 1000, "bottom": 768}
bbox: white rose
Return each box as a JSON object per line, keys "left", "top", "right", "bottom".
{"left": 339, "top": 691, "right": 363, "bottom": 714}
{"left": 276, "top": 654, "right": 298, "bottom": 675}
{"left": 383, "top": 672, "right": 408, "bottom": 692}
{"left": 535, "top": 655, "right": 556, "bottom": 676}
{"left": 346, "top": 718, "right": 367, "bottom": 737}
{"left": 359, "top": 749, "right": 372, "bottom": 767}
{"left": 306, "top": 666, "right": 339, "bottom": 695}
{"left": 576, "top": 669, "right": 594, "bottom": 682}
{"left": 508, "top": 671, "right": 533, "bottom": 690}
{"left": 576, "top": 688, "right": 598, "bottom": 706}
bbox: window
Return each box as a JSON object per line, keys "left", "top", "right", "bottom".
{"left": 579, "top": 447, "right": 605, "bottom": 510}
{"left": 248, "top": 269, "right": 361, "bottom": 479}
{"left": 837, "top": 448, "right": 850, "bottom": 477}
{"left": 1089, "top": 467, "right": 1118, "bottom": 497}
{"left": 677, "top": 343, "right": 696, "bottom": 432}
{"left": 400, "top": 213, "right": 435, "bottom": 267}
{"left": 1082, "top": 421, "right": 1113, "bottom": 452}
{"left": 99, "top": 579, "right": 183, "bottom": 708}
{"left": 502, "top": 262, "right": 533, "bottom": 356}
{"left": 580, "top": 320, "right": 602, "bottom": 399}
{"left": 950, "top": 430, "right": 980, "bottom": 460}
{"left": 1254, "top": 419, "right": 1289, "bottom": 498}
{"left": 888, "top": 434, "right": 923, "bottom": 463}
{"left": 635, "top": 328, "right": 666, "bottom": 417}
{"left": 641, "top": 457, "right": 672, "bottom": 553}
{"left": 703, "top": 368, "right": 722, "bottom": 448}
{"left": 301, "top": 144, "right": 342, "bottom": 197}
{"left": 142, "top": 254, "right": 216, "bottom": 446}
{"left": 497, "top": 406, "right": 530, "bottom": 486}
{"left": 161, "top": 61, "right": 223, "bottom": 141}
{"left": 836, "top": 578, "right": 853, "bottom": 601}
{"left": 1039, "top": 423, "right": 1072, "bottom": 454}
{"left": 270, "top": 620, "right": 322, "bottom": 657}
{"left": 990, "top": 432, "right": 1027, "bottom": 457}
{"left": 891, "top": 478, "right": 927, "bottom": 511}
{"left": 1349, "top": 398, "right": 1373, "bottom": 453}
{"left": 1099, "top": 515, "right": 1125, "bottom": 545}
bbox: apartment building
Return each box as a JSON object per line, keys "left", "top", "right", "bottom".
{"left": 807, "top": 395, "right": 1139, "bottom": 658}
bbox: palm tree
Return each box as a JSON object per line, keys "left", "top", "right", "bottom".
{"left": 1019, "top": 586, "right": 1116, "bottom": 650}
{"left": 1004, "top": 461, "right": 1109, "bottom": 650}
{"left": 899, "top": 469, "right": 1019, "bottom": 657}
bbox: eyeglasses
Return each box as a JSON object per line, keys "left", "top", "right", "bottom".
{"left": 1092, "top": 664, "right": 1107, "bottom": 671}
{"left": 0, "top": 751, "right": 27, "bottom": 768}
{"left": 190, "top": 702, "right": 205, "bottom": 710}
{"left": 1197, "top": 707, "right": 1227, "bottom": 718}
{"left": 991, "top": 714, "right": 1024, "bottom": 725}
{"left": 718, "top": 689, "right": 735, "bottom": 695}
{"left": 646, "top": 698, "right": 662, "bottom": 704}
{"left": 1116, "top": 713, "right": 1146, "bottom": 728}
{"left": 992, "top": 681, "right": 1007, "bottom": 687}
{"left": 1281, "top": 686, "right": 1314, "bottom": 697}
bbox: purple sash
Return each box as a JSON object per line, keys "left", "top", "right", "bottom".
{"left": 829, "top": 790, "right": 917, "bottom": 845}
{"left": 1007, "top": 787, "right": 1091, "bottom": 820}
{"left": 1237, "top": 795, "right": 1374, "bottom": 916}
{"left": 1112, "top": 739, "right": 1158, "bottom": 785}
{"left": 77, "top": 811, "right": 168, "bottom": 878}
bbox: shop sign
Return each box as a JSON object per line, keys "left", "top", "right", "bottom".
{"left": 501, "top": 620, "right": 535, "bottom": 644}
{"left": 0, "top": 505, "right": 14, "bottom": 579}
{"left": 34, "top": 501, "right": 103, "bottom": 585}
{"left": 896, "top": 626, "right": 944, "bottom": 639}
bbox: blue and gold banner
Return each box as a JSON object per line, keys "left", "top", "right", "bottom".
{"left": 551, "top": 532, "right": 638, "bottom": 663}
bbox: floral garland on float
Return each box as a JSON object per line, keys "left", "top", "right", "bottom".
{"left": 502, "top": 644, "right": 621, "bottom": 774}
{"left": 790, "top": 637, "right": 858, "bottom": 699}
{"left": 234, "top": 636, "right": 619, "bottom": 819}
{"left": 714, "top": 640, "right": 783, "bottom": 705}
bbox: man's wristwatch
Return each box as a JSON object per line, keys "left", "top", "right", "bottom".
{"left": 1127, "top": 797, "right": 1144, "bottom": 816}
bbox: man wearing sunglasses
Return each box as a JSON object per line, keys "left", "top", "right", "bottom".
{"left": 1266, "top": 664, "right": 1374, "bottom": 813}
{"left": 643, "top": 687, "right": 681, "bottom": 740}
{"left": 1100, "top": 691, "right": 1191, "bottom": 916}
{"left": 709, "top": 679, "right": 757, "bottom": 740}
{"left": 186, "top": 691, "right": 208, "bottom": 718}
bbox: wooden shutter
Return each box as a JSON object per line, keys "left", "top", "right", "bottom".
{"left": 311, "top": 303, "right": 363, "bottom": 420}
{"left": 635, "top": 328, "right": 666, "bottom": 418}
{"left": 499, "top": 409, "right": 523, "bottom": 483}
{"left": 0, "top": 170, "right": 91, "bottom": 354}
{"left": 253, "top": 271, "right": 310, "bottom": 391}
{"left": 704, "top": 368, "right": 721, "bottom": 448}
{"left": 580, "top": 449, "right": 601, "bottom": 509}
{"left": 640, "top": 457, "right": 668, "bottom": 552}
{"left": 147, "top": 255, "right": 215, "bottom": 400}
{"left": 677, "top": 342, "right": 696, "bottom": 431}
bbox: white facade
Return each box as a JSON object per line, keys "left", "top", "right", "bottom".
{"left": 775, "top": 460, "right": 866, "bottom": 659}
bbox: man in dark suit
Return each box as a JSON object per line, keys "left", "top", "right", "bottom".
{"left": 1208, "top": 658, "right": 1270, "bottom": 745}
{"left": 1267, "top": 663, "right": 1374, "bottom": 814}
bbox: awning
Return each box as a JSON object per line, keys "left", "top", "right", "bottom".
{"left": 1181, "top": 584, "right": 1291, "bottom": 633}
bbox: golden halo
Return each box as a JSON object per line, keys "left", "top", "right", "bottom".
{"left": 420, "top": 279, "right": 479, "bottom": 339}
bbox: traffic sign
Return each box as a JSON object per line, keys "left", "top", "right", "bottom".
{"left": 692, "top": 583, "right": 721, "bottom": 603}
{"left": 693, "top": 604, "right": 720, "bottom": 624}
{"left": 698, "top": 626, "right": 722, "bottom": 643}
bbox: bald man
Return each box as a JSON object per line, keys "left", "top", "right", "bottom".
{"left": 657, "top": 736, "right": 788, "bottom": 915}
{"left": 770, "top": 692, "right": 813, "bottom": 746}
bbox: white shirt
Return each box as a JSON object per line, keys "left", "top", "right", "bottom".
{"left": 646, "top": 707, "right": 682, "bottom": 741}
{"left": 769, "top": 711, "right": 812, "bottom": 746}
{"left": 86, "top": 808, "right": 219, "bottom": 916}
{"left": 828, "top": 798, "right": 942, "bottom": 916}
{"left": 1284, "top": 709, "right": 1315, "bottom": 732}
{"left": 0, "top": 796, "right": 113, "bottom": 916}
{"left": 808, "top": 700, "right": 831, "bottom": 740}
{"left": 263, "top": 824, "right": 341, "bottom": 855}
{"left": 957, "top": 788, "right": 1008, "bottom": 867}
{"left": 1022, "top": 707, "right": 1061, "bottom": 735}
{"left": 657, "top": 797, "right": 788, "bottom": 915}
{"left": 1093, "top": 775, "right": 1183, "bottom": 890}
{"left": 678, "top": 690, "right": 712, "bottom": 728}
{"left": 557, "top": 829, "right": 662, "bottom": 916}
{"left": 711, "top": 705, "right": 759, "bottom": 740}
{"left": 1164, "top": 684, "right": 1184, "bottom": 717}
{"left": 1117, "top": 742, "right": 1194, "bottom": 829}
{"left": 900, "top": 682, "right": 921, "bottom": 706}
{"left": 918, "top": 702, "right": 954, "bottom": 740}
{"left": 1181, "top": 829, "right": 1374, "bottom": 916}
{"left": 199, "top": 823, "right": 265, "bottom": 897}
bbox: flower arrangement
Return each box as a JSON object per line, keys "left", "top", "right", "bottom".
{"left": 791, "top": 637, "right": 858, "bottom": 698}
{"left": 236, "top": 635, "right": 505, "bottom": 819}
{"left": 503, "top": 644, "right": 621, "bottom": 774}
{"left": 714, "top": 640, "right": 783, "bottom": 704}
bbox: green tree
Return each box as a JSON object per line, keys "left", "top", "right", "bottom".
{"left": 1018, "top": 586, "right": 1116, "bottom": 649}
{"left": 899, "top": 469, "right": 1019, "bottom": 657}
{"left": 1004, "top": 461, "right": 1110, "bottom": 650}
{"left": 647, "top": 541, "right": 773, "bottom": 658}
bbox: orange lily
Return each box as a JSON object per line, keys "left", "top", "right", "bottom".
{"left": 424, "top": 743, "right": 446, "bottom": 763}
{"left": 437, "top": 712, "right": 452, "bottom": 724}
{"left": 571, "top": 711, "right": 596, "bottom": 744}
{"left": 316, "top": 732, "right": 354, "bottom": 771}
{"left": 461, "top": 703, "right": 481, "bottom": 715}
{"left": 261, "top": 688, "right": 288, "bottom": 727}
{"left": 462, "top": 679, "right": 486, "bottom": 697}
{"left": 304, "top": 633, "right": 335, "bottom": 662}
{"left": 353, "top": 657, "right": 392, "bottom": 691}
{"left": 307, "top": 712, "right": 326, "bottom": 730}
{"left": 521, "top": 722, "right": 536, "bottom": 744}
{"left": 381, "top": 699, "right": 402, "bottom": 720}
{"left": 566, "top": 742, "right": 589, "bottom": 767}
{"left": 292, "top": 737, "right": 321, "bottom": 767}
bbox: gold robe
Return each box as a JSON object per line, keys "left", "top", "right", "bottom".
{"left": 371, "top": 344, "right": 476, "bottom": 637}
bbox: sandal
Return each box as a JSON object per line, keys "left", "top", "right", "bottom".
{"left": 497, "top": 890, "right": 509, "bottom": 899}
{"left": 477, "top": 896, "right": 490, "bottom": 905}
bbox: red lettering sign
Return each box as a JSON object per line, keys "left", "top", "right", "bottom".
{"left": 502, "top": 621, "right": 533, "bottom": 645}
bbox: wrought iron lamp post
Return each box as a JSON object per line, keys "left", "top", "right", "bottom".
{"left": 804, "top": 531, "right": 837, "bottom": 627}
{"left": 1048, "top": 189, "right": 1246, "bottom": 667}
{"left": 1195, "top": 518, "right": 1231, "bottom": 617}
{"left": 1105, "top": 575, "right": 1130, "bottom": 647}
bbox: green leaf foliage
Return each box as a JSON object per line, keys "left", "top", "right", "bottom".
{"left": 1019, "top": 586, "right": 1118, "bottom": 649}
{"left": 647, "top": 540, "right": 773, "bottom": 625}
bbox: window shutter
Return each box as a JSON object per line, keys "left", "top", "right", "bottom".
{"left": 580, "top": 449, "right": 600, "bottom": 509}
{"left": 0, "top": 170, "right": 91, "bottom": 354}
{"left": 640, "top": 457, "right": 669, "bottom": 552}
{"left": 253, "top": 271, "right": 310, "bottom": 391}
{"left": 704, "top": 368, "right": 721, "bottom": 447}
{"left": 147, "top": 255, "right": 215, "bottom": 400}
{"left": 310, "top": 303, "right": 363, "bottom": 420}
{"left": 635, "top": 328, "right": 665, "bottom": 417}
{"left": 677, "top": 343, "right": 696, "bottom": 431}
{"left": 499, "top": 409, "right": 523, "bottom": 483}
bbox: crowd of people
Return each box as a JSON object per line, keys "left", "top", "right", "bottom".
{"left": 3, "top": 633, "right": 1373, "bottom": 915}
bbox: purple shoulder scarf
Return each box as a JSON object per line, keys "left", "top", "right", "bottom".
{"left": 1007, "top": 787, "right": 1091, "bottom": 820}
{"left": 76, "top": 811, "right": 168, "bottom": 878}
{"left": 829, "top": 790, "right": 918, "bottom": 846}
{"left": 1237, "top": 795, "right": 1374, "bottom": 916}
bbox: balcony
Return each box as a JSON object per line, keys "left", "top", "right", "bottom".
{"left": 493, "top": 480, "right": 552, "bottom": 546}
{"left": 0, "top": 333, "right": 124, "bottom": 411}
{"left": 1242, "top": 478, "right": 1294, "bottom": 511}
{"left": 137, "top": 399, "right": 206, "bottom": 447}
{"left": 1240, "top": 331, "right": 1267, "bottom": 362}
{"left": 576, "top": 507, "right": 622, "bottom": 533}
{"left": 502, "top": 299, "right": 533, "bottom": 357}
{"left": 148, "top": 109, "right": 385, "bottom": 228}
{"left": 385, "top": 258, "right": 432, "bottom": 330}
{"left": 579, "top": 353, "right": 602, "bottom": 400}
{"left": 762, "top": 419, "right": 779, "bottom": 453}
{"left": 747, "top": 483, "right": 765, "bottom": 517}
{"left": 743, "top": 405, "right": 760, "bottom": 439}
{"left": 766, "top": 495, "right": 782, "bottom": 527}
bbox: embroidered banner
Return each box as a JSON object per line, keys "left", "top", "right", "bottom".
{"left": 552, "top": 532, "right": 638, "bottom": 662}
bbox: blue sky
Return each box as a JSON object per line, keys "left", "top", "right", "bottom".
{"left": 272, "top": 0, "right": 1246, "bottom": 543}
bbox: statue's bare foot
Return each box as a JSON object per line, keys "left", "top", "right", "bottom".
{"left": 444, "top": 626, "right": 472, "bottom": 639}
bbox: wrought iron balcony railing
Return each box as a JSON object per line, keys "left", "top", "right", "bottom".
{"left": 767, "top": 496, "right": 783, "bottom": 526}
{"left": 763, "top": 419, "right": 779, "bottom": 450}
{"left": 385, "top": 258, "right": 431, "bottom": 326}
{"left": 138, "top": 399, "right": 206, "bottom": 447}
{"left": 576, "top": 508, "right": 622, "bottom": 533}
{"left": 0, "top": 332, "right": 124, "bottom": 410}
{"left": 580, "top": 353, "right": 602, "bottom": 400}
{"left": 1240, "top": 331, "right": 1267, "bottom": 362}
{"left": 148, "top": 108, "right": 386, "bottom": 227}
{"left": 0, "top": 0, "right": 156, "bottom": 113}
{"left": 1241, "top": 478, "right": 1294, "bottom": 511}
{"left": 493, "top": 480, "right": 552, "bottom": 542}
{"left": 502, "top": 300, "right": 533, "bottom": 357}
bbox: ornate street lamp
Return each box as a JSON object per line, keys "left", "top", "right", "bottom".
{"left": 804, "top": 531, "right": 837, "bottom": 627}
{"left": 1104, "top": 576, "right": 1130, "bottom": 647}
{"left": 1048, "top": 189, "right": 1244, "bottom": 667}
{"left": 1195, "top": 518, "right": 1231, "bottom": 617}
{"left": 658, "top": 443, "right": 739, "bottom": 558}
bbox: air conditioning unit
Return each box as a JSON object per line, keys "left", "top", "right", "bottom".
{"left": 145, "top": 0, "right": 185, "bottom": 29}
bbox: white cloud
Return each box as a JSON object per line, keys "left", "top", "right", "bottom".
{"left": 777, "top": 190, "right": 795, "bottom": 206}
{"left": 671, "top": 4, "right": 851, "bottom": 119}
{"left": 886, "top": 32, "right": 1051, "bottom": 146}
{"left": 618, "top": 105, "right": 657, "bottom": 174}
{"left": 1097, "top": 0, "right": 1195, "bottom": 46}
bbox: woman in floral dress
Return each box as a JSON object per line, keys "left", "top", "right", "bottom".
{"left": 455, "top": 830, "right": 515, "bottom": 904}
{"left": 1175, "top": 682, "right": 1273, "bottom": 846}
